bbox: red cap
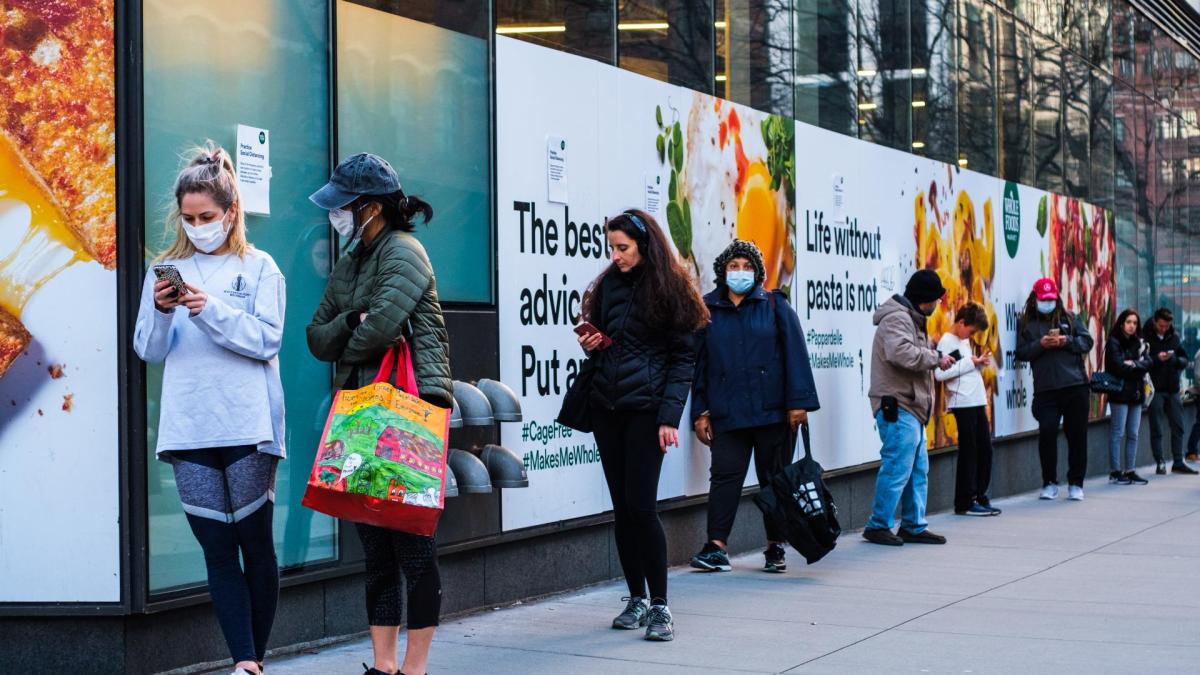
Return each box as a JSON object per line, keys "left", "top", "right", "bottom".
{"left": 1033, "top": 277, "right": 1058, "bottom": 300}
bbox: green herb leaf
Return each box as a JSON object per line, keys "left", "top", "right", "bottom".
{"left": 1036, "top": 196, "right": 1048, "bottom": 237}
{"left": 682, "top": 196, "right": 693, "bottom": 253}
{"left": 656, "top": 105, "right": 663, "bottom": 128}
{"left": 669, "top": 170, "right": 677, "bottom": 201}
{"left": 666, "top": 201, "right": 685, "bottom": 252}
{"left": 672, "top": 122, "right": 684, "bottom": 172}
{"left": 656, "top": 134, "right": 665, "bottom": 163}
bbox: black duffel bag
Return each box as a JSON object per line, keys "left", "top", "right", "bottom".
{"left": 754, "top": 423, "right": 841, "bottom": 565}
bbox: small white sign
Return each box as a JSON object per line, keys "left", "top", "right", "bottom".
{"left": 644, "top": 174, "right": 663, "bottom": 216}
{"left": 236, "top": 124, "right": 271, "bottom": 215}
{"left": 547, "top": 135, "right": 567, "bottom": 204}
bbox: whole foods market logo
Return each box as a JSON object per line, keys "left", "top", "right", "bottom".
{"left": 1003, "top": 182, "right": 1020, "bottom": 258}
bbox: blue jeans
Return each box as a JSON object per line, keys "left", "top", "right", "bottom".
{"left": 867, "top": 409, "right": 929, "bottom": 534}
{"left": 1109, "top": 403, "right": 1142, "bottom": 473}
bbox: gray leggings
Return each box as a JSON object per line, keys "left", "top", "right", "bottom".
{"left": 171, "top": 446, "right": 278, "bottom": 523}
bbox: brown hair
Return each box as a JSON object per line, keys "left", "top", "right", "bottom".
{"left": 155, "top": 141, "right": 248, "bottom": 262}
{"left": 581, "top": 209, "right": 709, "bottom": 334}
{"left": 955, "top": 302, "right": 989, "bottom": 330}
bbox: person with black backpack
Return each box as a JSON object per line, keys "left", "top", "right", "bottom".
{"left": 688, "top": 240, "right": 821, "bottom": 574}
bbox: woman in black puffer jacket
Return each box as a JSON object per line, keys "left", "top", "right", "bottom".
{"left": 577, "top": 209, "right": 707, "bottom": 643}
{"left": 1105, "top": 308, "right": 1152, "bottom": 485}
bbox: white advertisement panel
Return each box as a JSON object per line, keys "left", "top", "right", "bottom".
{"left": 496, "top": 37, "right": 1115, "bottom": 531}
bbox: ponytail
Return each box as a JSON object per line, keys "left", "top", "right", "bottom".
{"left": 364, "top": 190, "right": 434, "bottom": 233}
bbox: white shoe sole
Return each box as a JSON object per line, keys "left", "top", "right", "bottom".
{"left": 690, "top": 559, "right": 731, "bottom": 572}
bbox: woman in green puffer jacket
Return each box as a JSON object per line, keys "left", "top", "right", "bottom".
{"left": 306, "top": 152, "right": 450, "bottom": 675}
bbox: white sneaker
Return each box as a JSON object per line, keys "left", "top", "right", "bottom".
{"left": 1068, "top": 485, "right": 1084, "bottom": 501}
{"left": 1039, "top": 484, "right": 1059, "bottom": 500}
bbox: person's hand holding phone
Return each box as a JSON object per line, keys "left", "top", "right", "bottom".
{"left": 181, "top": 283, "right": 208, "bottom": 317}
{"left": 574, "top": 322, "right": 611, "bottom": 353}
{"left": 938, "top": 354, "right": 955, "bottom": 370}
{"left": 1158, "top": 351, "right": 1172, "bottom": 362}
{"left": 153, "top": 279, "right": 183, "bottom": 313}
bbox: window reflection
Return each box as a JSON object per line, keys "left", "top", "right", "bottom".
{"left": 1033, "top": 34, "right": 1063, "bottom": 192}
{"left": 857, "top": 0, "right": 912, "bottom": 150}
{"left": 999, "top": 14, "right": 1034, "bottom": 185}
{"left": 1063, "top": 51, "right": 1090, "bottom": 199}
{"left": 716, "top": 0, "right": 795, "bottom": 116}
{"left": 496, "top": 0, "right": 615, "bottom": 63}
{"left": 911, "top": 0, "right": 957, "bottom": 163}
{"left": 795, "top": 0, "right": 856, "bottom": 136}
{"left": 618, "top": 0, "right": 714, "bottom": 91}
{"left": 958, "top": 0, "right": 997, "bottom": 174}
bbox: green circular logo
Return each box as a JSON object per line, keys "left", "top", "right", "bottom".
{"left": 1003, "top": 181, "right": 1020, "bottom": 259}
{"left": 259, "top": 131, "right": 266, "bottom": 144}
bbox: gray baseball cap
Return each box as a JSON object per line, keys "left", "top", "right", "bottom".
{"left": 309, "top": 152, "right": 402, "bottom": 210}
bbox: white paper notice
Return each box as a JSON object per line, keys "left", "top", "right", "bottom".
{"left": 236, "top": 124, "right": 271, "bottom": 215}
{"left": 645, "top": 174, "right": 663, "bottom": 216}
{"left": 547, "top": 135, "right": 567, "bottom": 204}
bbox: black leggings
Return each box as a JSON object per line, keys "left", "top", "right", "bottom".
{"left": 592, "top": 408, "right": 668, "bottom": 603}
{"left": 707, "top": 423, "right": 789, "bottom": 543}
{"left": 951, "top": 406, "right": 994, "bottom": 512}
{"left": 356, "top": 523, "right": 442, "bottom": 629}
{"left": 1033, "top": 385, "right": 1090, "bottom": 487}
{"left": 173, "top": 446, "right": 279, "bottom": 664}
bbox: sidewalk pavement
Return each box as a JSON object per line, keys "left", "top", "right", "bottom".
{"left": 255, "top": 468, "right": 1200, "bottom": 674}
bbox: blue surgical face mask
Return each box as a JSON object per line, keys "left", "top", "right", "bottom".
{"left": 726, "top": 270, "right": 755, "bottom": 295}
{"left": 1037, "top": 300, "right": 1057, "bottom": 315}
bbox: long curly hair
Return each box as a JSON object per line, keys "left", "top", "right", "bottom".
{"left": 581, "top": 209, "right": 709, "bottom": 334}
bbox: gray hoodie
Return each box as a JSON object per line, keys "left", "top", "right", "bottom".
{"left": 869, "top": 295, "right": 941, "bottom": 424}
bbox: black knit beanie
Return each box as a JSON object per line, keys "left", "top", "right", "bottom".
{"left": 713, "top": 239, "right": 766, "bottom": 286}
{"left": 904, "top": 269, "right": 945, "bottom": 304}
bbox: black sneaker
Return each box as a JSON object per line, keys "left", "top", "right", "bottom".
{"left": 1110, "top": 471, "right": 1131, "bottom": 485}
{"left": 363, "top": 664, "right": 395, "bottom": 675}
{"left": 955, "top": 502, "right": 996, "bottom": 516}
{"left": 689, "top": 543, "right": 731, "bottom": 572}
{"left": 1124, "top": 471, "right": 1149, "bottom": 485}
{"left": 1172, "top": 463, "right": 1199, "bottom": 475}
{"left": 899, "top": 528, "right": 947, "bottom": 545}
{"left": 1156, "top": 461, "right": 1168, "bottom": 475}
{"left": 862, "top": 527, "right": 903, "bottom": 546}
{"left": 611, "top": 596, "right": 650, "bottom": 629}
{"left": 763, "top": 543, "right": 787, "bottom": 573}
{"left": 644, "top": 603, "right": 674, "bottom": 641}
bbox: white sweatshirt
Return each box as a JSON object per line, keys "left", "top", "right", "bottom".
{"left": 934, "top": 332, "right": 988, "bottom": 409}
{"left": 133, "top": 248, "right": 286, "bottom": 460}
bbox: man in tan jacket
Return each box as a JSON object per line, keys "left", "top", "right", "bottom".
{"left": 863, "top": 269, "right": 955, "bottom": 546}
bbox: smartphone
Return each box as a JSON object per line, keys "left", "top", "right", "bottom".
{"left": 573, "top": 321, "right": 613, "bottom": 349}
{"left": 153, "top": 265, "right": 188, "bottom": 296}
{"left": 881, "top": 395, "right": 899, "bottom": 423}
{"left": 1048, "top": 327, "right": 1061, "bottom": 337}
{"left": 948, "top": 349, "right": 963, "bottom": 362}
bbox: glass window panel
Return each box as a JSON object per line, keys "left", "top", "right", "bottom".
{"left": 910, "top": 0, "right": 957, "bottom": 162}
{"left": 1112, "top": 0, "right": 1134, "bottom": 82}
{"left": 1134, "top": 93, "right": 1155, "bottom": 309}
{"left": 1152, "top": 25, "right": 1178, "bottom": 112}
{"left": 337, "top": 1, "right": 493, "bottom": 304}
{"left": 1031, "top": 0, "right": 1062, "bottom": 38}
{"left": 957, "top": 0, "right": 997, "bottom": 174}
{"left": 857, "top": 0, "right": 912, "bottom": 149}
{"left": 143, "top": 0, "right": 337, "bottom": 593}
{"left": 717, "top": 0, "right": 796, "bottom": 116}
{"left": 1033, "top": 34, "right": 1063, "bottom": 193}
{"left": 999, "top": 15, "right": 1035, "bottom": 184}
{"left": 1090, "top": 69, "right": 1115, "bottom": 209}
{"left": 1089, "top": 0, "right": 1112, "bottom": 73}
{"left": 1063, "top": 51, "right": 1090, "bottom": 199}
{"left": 795, "top": 0, "right": 857, "bottom": 136}
{"left": 618, "top": 0, "right": 715, "bottom": 92}
{"left": 1113, "top": 77, "right": 1138, "bottom": 308}
{"left": 496, "top": 0, "right": 615, "bottom": 64}
{"left": 1062, "top": 0, "right": 1086, "bottom": 59}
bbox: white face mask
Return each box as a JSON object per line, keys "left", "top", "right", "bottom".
{"left": 1037, "top": 300, "right": 1057, "bottom": 315}
{"left": 329, "top": 208, "right": 356, "bottom": 238}
{"left": 183, "top": 212, "right": 230, "bottom": 253}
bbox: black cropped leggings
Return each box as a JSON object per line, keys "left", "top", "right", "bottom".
{"left": 356, "top": 523, "right": 442, "bottom": 629}
{"left": 591, "top": 408, "right": 668, "bottom": 603}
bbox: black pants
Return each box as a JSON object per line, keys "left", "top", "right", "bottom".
{"left": 592, "top": 408, "right": 668, "bottom": 603}
{"left": 1147, "top": 391, "right": 1185, "bottom": 464}
{"left": 175, "top": 447, "right": 279, "bottom": 664}
{"left": 1032, "top": 385, "right": 1090, "bottom": 487}
{"left": 356, "top": 523, "right": 442, "bottom": 629}
{"left": 950, "top": 406, "right": 993, "bottom": 512}
{"left": 707, "top": 423, "right": 789, "bottom": 543}
{"left": 1190, "top": 403, "right": 1200, "bottom": 456}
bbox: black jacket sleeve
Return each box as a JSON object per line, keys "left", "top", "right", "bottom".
{"left": 1015, "top": 319, "right": 1046, "bottom": 362}
{"left": 658, "top": 329, "right": 700, "bottom": 428}
{"left": 1064, "top": 313, "right": 1094, "bottom": 355}
{"left": 777, "top": 293, "right": 821, "bottom": 412}
{"left": 691, "top": 327, "right": 710, "bottom": 423}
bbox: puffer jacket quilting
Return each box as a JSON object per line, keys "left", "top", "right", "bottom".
{"left": 586, "top": 267, "right": 699, "bottom": 428}
{"left": 306, "top": 228, "right": 453, "bottom": 407}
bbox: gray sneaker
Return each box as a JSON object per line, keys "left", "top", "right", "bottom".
{"left": 611, "top": 596, "right": 649, "bottom": 630}
{"left": 644, "top": 603, "right": 674, "bottom": 641}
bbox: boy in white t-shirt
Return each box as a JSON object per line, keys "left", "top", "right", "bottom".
{"left": 935, "top": 303, "right": 1001, "bottom": 516}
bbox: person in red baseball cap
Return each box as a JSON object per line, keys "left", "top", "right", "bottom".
{"left": 1015, "top": 278, "right": 1094, "bottom": 502}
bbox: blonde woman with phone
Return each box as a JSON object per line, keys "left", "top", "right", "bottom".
{"left": 133, "top": 142, "right": 285, "bottom": 675}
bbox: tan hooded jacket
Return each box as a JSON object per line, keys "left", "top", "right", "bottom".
{"left": 868, "top": 295, "right": 941, "bottom": 424}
